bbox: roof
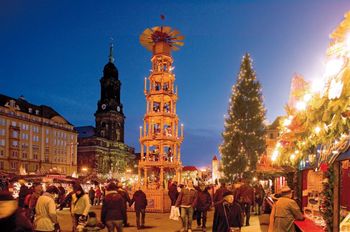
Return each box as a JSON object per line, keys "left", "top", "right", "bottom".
{"left": 183, "top": 166, "right": 198, "bottom": 172}
{"left": 75, "top": 126, "right": 96, "bottom": 138}
{"left": 267, "top": 116, "right": 283, "bottom": 130}
{"left": 212, "top": 155, "right": 218, "bottom": 161}
{"left": 0, "top": 94, "right": 72, "bottom": 125}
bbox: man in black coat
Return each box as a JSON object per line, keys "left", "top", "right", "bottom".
{"left": 168, "top": 180, "right": 178, "bottom": 206}
{"left": 130, "top": 188, "right": 147, "bottom": 229}
{"left": 212, "top": 190, "right": 242, "bottom": 232}
{"left": 101, "top": 183, "right": 125, "bottom": 232}
{"left": 195, "top": 183, "right": 212, "bottom": 232}
{"left": 18, "top": 179, "right": 29, "bottom": 208}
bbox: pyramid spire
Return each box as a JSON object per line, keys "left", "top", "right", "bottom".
{"left": 108, "top": 41, "right": 114, "bottom": 63}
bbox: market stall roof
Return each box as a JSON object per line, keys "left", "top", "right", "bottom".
{"left": 336, "top": 148, "right": 350, "bottom": 161}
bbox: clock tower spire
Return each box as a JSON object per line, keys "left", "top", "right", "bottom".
{"left": 95, "top": 43, "right": 125, "bottom": 142}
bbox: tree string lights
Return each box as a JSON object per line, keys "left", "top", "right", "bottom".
{"left": 220, "top": 53, "right": 266, "bottom": 180}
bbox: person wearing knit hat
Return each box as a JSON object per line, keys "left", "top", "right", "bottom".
{"left": 213, "top": 190, "right": 242, "bottom": 232}
{"left": 0, "top": 190, "right": 33, "bottom": 232}
{"left": 268, "top": 185, "right": 304, "bottom": 232}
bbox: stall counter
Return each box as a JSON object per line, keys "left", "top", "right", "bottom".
{"left": 294, "top": 217, "right": 325, "bottom": 232}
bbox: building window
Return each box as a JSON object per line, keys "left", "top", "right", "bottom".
{"left": 10, "top": 162, "right": 17, "bottom": 170}
{"left": 0, "top": 129, "right": 5, "bottom": 136}
{"left": 28, "top": 108, "right": 32, "bottom": 113}
{"left": 22, "top": 152, "right": 27, "bottom": 159}
{"left": 46, "top": 129, "right": 49, "bottom": 134}
{"left": 45, "top": 137, "right": 49, "bottom": 144}
{"left": 33, "top": 153, "right": 38, "bottom": 160}
{"left": 12, "top": 131, "right": 18, "bottom": 138}
{"left": 0, "top": 118, "right": 5, "bottom": 126}
{"left": 0, "top": 161, "right": 4, "bottom": 170}
{"left": 12, "top": 141, "right": 18, "bottom": 147}
{"left": 11, "top": 121, "right": 16, "bottom": 127}
{"left": 0, "top": 139, "right": 5, "bottom": 146}
{"left": 24, "top": 163, "right": 29, "bottom": 171}
{"left": 269, "top": 133, "right": 274, "bottom": 139}
{"left": 0, "top": 150, "right": 4, "bottom": 156}
{"left": 11, "top": 151, "right": 18, "bottom": 158}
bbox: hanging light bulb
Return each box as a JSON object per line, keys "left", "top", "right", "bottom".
{"left": 314, "top": 126, "right": 321, "bottom": 134}
{"left": 290, "top": 153, "right": 296, "bottom": 161}
{"left": 296, "top": 101, "right": 306, "bottom": 111}
{"left": 271, "top": 150, "right": 279, "bottom": 161}
{"left": 303, "top": 93, "right": 312, "bottom": 102}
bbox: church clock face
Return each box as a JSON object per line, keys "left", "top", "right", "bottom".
{"left": 117, "top": 106, "right": 120, "bottom": 112}
{"left": 101, "top": 104, "right": 107, "bottom": 110}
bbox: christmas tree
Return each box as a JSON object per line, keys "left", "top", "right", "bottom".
{"left": 220, "top": 53, "right": 266, "bottom": 180}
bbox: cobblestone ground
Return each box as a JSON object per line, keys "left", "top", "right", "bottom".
{"left": 57, "top": 206, "right": 268, "bottom": 232}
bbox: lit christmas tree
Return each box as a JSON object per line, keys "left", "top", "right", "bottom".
{"left": 220, "top": 53, "right": 266, "bottom": 180}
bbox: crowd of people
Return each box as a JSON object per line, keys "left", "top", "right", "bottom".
{"left": 0, "top": 177, "right": 305, "bottom": 232}
{"left": 0, "top": 179, "right": 147, "bottom": 232}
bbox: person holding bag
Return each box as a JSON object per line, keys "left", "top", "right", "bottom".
{"left": 212, "top": 190, "right": 242, "bottom": 232}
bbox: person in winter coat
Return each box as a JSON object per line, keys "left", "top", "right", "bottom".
{"left": 88, "top": 187, "right": 95, "bottom": 205}
{"left": 117, "top": 182, "right": 131, "bottom": 227}
{"left": 71, "top": 184, "right": 91, "bottom": 232}
{"left": 0, "top": 190, "right": 33, "bottom": 232}
{"left": 57, "top": 184, "right": 66, "bottom": 205}
{"left": 175, "top": 179, "right": 197, "bottom": 232}
{"left": 94, "top": 187, "right": 102, "bottom": 206}
{"left": 254, "top": 183, "right": 265, "bottom": 215}
{"left": 28, "top": 182, "right": 43, "bottom": 222}
{"left": 235, "top": 179, "right": 255, "bottom": 226}
{"left": 130, "top": 188, "right": 147, "bottom": 229}
{"left": 34, "top": 185, "right": 60, "bottom": 232}
{"left": 213, "top": 182, "right": 227, "bottom": 205}
{"left": 101, "top": 182, "right": 125, "bottom": 232}
{"left": 18, "top": 179, "right": 29, "bottom": 209}
{"left": 195, "top": 183, "right": 212, "bottom": 232}
{"left": 268, "top": 186, "right": 304, "bottom": 232}
{"left": 212, "top": 190, "right": 242, "bottom": 232}
{"left": 168, "top": 181, "right": 179, "bottom": 206}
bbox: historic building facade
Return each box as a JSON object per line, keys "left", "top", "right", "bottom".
{"left": 0, "top": 94, "right": 77, "bottom": 175}
{"left": 76, "top": 45, "right": 134, "bottom": 176}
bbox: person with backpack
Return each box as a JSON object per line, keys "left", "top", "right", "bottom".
{"left": 71, "top": 184, "right": 91, "bottom": 232}
{"left": 34, "top": 185, "right": 60, "bottom": 232}
{"left": 130, "top": 187, "right": 147, "bottom": 229}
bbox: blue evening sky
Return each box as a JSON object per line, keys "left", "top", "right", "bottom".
{"left": 1, "top": 0, "right": 349, "bottom": 167}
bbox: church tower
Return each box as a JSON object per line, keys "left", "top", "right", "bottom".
{"left": 95, "top": 44, "right": 125, "bottom": 142}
